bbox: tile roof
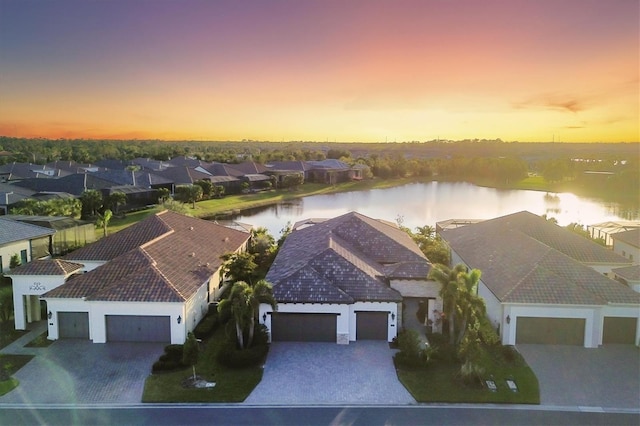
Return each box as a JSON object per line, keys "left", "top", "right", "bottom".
{"left": 265, "top": 161, "right": 309, "bottom": 172}
{"left": 47, "top": 210, "right": 250, "bottom": 302}
{"left": 91, "top": 170, "right": 172, "bottom": 187}
{"left": 267, "top": 211, "right": 430, "bottom": 304}
{"left": 307, "top": 159, "right": 351, "bottom": 170}
{"left": 12, "top": 174, "right": 116, "bottom": 196}
{"left": 613, "top": 265, "right": 640, "bottom": 281}
{"left": 441, "top": 211, "right": 640, "bottom": 305}
{"left": 64, "top": 213, "right": 173, "bottom": 262}
{"left": 0, "top": 217, "right": 55, "bottom": 245}
{"left": 6, "top": 259, "right": 83, "bottom": 276}
{"left": 498, "top": 211, "right": 629, "bottom": 264}
{"left": 612, "top": 229, "right": 640, "bottom": 248}
{"left": 153, "top": 166, "right": 212, "bottom": 185}
{"left": 0, "top": 162, "right": 65, "bottom": 180}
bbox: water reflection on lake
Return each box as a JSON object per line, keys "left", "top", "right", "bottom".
{"left": 223, "top": 182, "right": 638, "bottom": 236}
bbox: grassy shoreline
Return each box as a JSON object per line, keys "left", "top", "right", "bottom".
{"left": 109, "top": 178, "right": 419, "bottom": 233}
{"left": 109, "top": 176, "right": 635, "bottom": 234}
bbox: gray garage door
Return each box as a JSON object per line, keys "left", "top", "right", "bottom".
{"left": 603, "top": 317, "right": 637, "bottom": 344}
{"left": 271, "top": 313, "right": 337, "bottom": 342}
{"left": 516, "top": 317, "right": 585, "bottom": 345}
{"left": 356, "top": 311, "right": 388, "bottom": 340}
{"left": 106, "top": 315, "right": 171, "bottom": 343}
{"left": 58, "top": 312, "right": 89, "bottom": 339}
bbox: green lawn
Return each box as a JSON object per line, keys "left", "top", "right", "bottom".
{"left": 396, "top": 345, "right": 540, "bottom": 404}
{"left": 0, "top": 354, "right": 35, "bottom": 396}
{"left": 107, "top": 178, "right": 417, "bottom": 235}
{"left": 142, "top": 327, "right": 263, "bottom": 403}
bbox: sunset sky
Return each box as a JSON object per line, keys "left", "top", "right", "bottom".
{"left": 0, "top": 0, "right": 638, "bottom": 142}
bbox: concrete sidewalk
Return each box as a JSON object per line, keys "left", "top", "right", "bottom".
{"left": 0, "top": 321, "right": 48, "bottom": 356}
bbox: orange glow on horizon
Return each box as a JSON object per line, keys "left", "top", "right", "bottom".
{"left": 0, "top": 1, "right": 637, "bottom": 143}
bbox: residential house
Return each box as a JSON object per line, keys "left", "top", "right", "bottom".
{"left": 613, "top": 265, "right": 640, "bottom": 293}
{"left": 306, "top": 159, "right": 363, "bottom": 184}
{"left": 0, "top": 217, "right": 55, "bottom": 273}
{"left": 611, "top": 229, "right": 639, "bottom": 264}
{"left": 440, "top": 211, "right": 639, "bottom": 347}
{"left": 0, "top": 162, "right": 66, "bottom": 183}
{"left": 7, "top": 211, "right": 251, "bottom": 343}
{"left": 261, "top": 211, "right": 441, "bottom": 344}
{"left": 0, "top": 182, "right": 35, "bottom": 214}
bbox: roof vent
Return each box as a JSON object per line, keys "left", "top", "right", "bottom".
{"left": 189, "top": 226, "right": 194, "bottom": 231}
{"left": 223, "top": 237, "right": 230, "bottom": 242}
{"left": 190, "top": 252, "right": 195, "bottom": 257}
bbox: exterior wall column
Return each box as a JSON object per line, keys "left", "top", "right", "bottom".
{"left": 13, "top": 292, "right": 26, "bottom": 330}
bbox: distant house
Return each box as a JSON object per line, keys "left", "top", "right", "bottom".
{"left": 7, "top": 210, "right": 251, "bottom": 343}
{"left": 0, "top": 162, "right": 65, "bottom": 182}
{"left": 306, "top": 160, "right": 365, "bottom": 184}
{"left": 262, "top": 211, "right": 441, "bottom": 344}
{"left": 440, "top": 211, "right": 639, "bottom": 347}
{"left": 0, "top": 217, "right": 55, "bottom": 273}
{"left": 0, "top": 182, "right": 35, "bottom": 214}
{"left": 613, "top": 265, "right": 640, "bottom": 293}
{"left": 611, "top": 229, "right": 640, "bottom": 264}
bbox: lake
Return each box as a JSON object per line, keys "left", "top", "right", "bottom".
{"left": 222, "top": 182, "right": 639, "bottom": 237}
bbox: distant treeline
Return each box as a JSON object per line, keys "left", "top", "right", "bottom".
{"left": 0, "top": 137, "right": 637, "bottom": 199}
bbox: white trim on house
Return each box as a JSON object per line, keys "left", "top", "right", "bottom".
{"left": 349, "top": 301, "right": 398, "bottom": 342}
{"left": 391, "top": 279, "right": 443, "bottom": 333}
{"left": 86, "top": 301, "right": 185, "bottom": 343}
{"left": 10, "top": 274, "right": 69, "bottom": 330}
{"left": 503, "top": 304, "right": 600, "bottom": 348}
{"left": 259, "top": 301, "right": 400, "bottom": 344}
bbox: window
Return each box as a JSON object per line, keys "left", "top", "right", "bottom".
{"left": 0, "top": 256, "right": 3, "bottom": 273}
{"left": 20, "top": 249, "right": 28, "bottom": 264}
{"left": 630, "top": 254, "right": 634, "bottom": 261}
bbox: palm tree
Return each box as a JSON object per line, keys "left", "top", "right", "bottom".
{"left": 246, "top": 279, "right": 277, "bottom": 348}
{"left": 455, "top": 268, "right": 484, "bottom": 345}
{"left": 427, "top": 263, "right": 467, "bottom": 345}
{"left": 96, "top": 209, "right": 113, "bottom": 237}
{"left": 217, "top": 281, "right": 252, "bottom": 349}
{"left": 217, "top": 280, "right": 277, "bottom": 349}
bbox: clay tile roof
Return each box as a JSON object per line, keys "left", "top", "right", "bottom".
{"left": 267, "top": 211, "right": 427, "bottom": 304}
{"left": 63, "top": 213, "right": 173, "bottom": 262}
{"left": 47, "top": 210, "right": 250, "bottom": 302}
{"left": 441, "top": 211, "right": 640, "bottom": 305}
{"left": 612, "top": 265, "right": 640, "bottom": 282}
{"left": 6, "top": 259, "right": 83, "bottom": 276}
{"left": 0, "top": 217, "right": 55, "bottom": 245}
{"left": 612, "top": 229, "right": 640, "bottom": 248}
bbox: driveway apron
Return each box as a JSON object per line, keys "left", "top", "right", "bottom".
{"left": 517, "top": 344, "right": 640, "bottom": 410}
{"left": 0, "top": 339, "right": 164, "bottom": 404}
{"left": 245, "top": 341, "right": 415, "bottom": 405}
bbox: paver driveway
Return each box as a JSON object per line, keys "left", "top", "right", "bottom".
{"left": 0, "top": 339, "right": 164, "bottom": 404}
{"left": 517, "top": 344, "right": 640, "bottom": 409}
{"left": 244, "top": 341, "right": 415, "bottom": 405}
